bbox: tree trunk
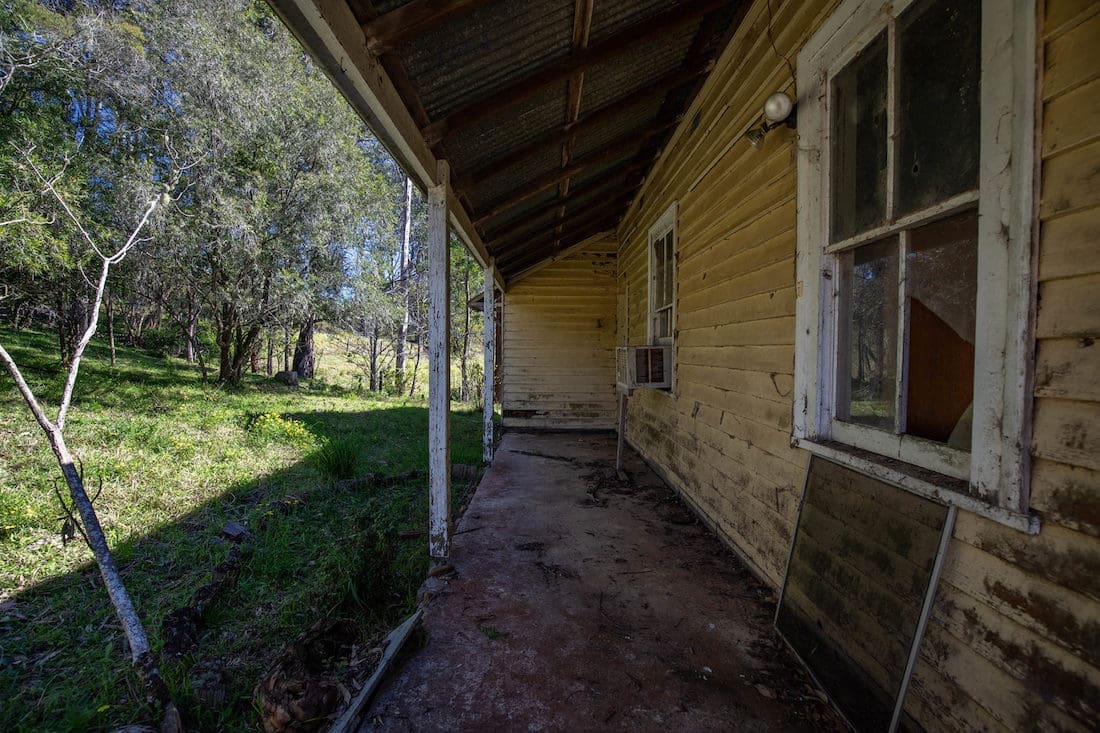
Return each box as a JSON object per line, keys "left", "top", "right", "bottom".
{"left": 215, "top": 305, "right": 236, "bottom": 383}
{"left": 460, "top": 270, "right": 470, "bottom": 401}
{"left": 106, "top": 292, "right": 116, "bottom": 367}
{"left": 369, "top": 322, "right": 381, "bottom": 392}
{"left": 292, "top": 315, "right": 316, "bottom": 379}
{"left": 283, "top": 325, "right": 290, "bottom": 373}
{"left": 266, "top": 331, "right": 274, "bottom": 376}
{"left": 395, "top": 176, "right": 413, "bottom": 394}
{"left": 184, "top": 290, "right": 199, "bottom": 364}
{"left": 410, "top": 332, "right": 422, "bottom": 397}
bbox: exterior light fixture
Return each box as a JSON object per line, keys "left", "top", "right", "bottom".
{"left": 745, "top": 91, "right": 797, "bottom": 148}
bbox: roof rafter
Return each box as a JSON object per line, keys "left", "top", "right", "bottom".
{"left": 461, "top": 64, "right": 708, "bottom": 191}
{"left": 479, "top": 173, "right": 639, "bottom": 240}
{"left": 485, "top": 192, "right": 632, "bottom": 251}
{"left": 465, "top": 117, "right": 676, "bottom": 189}
{"left": 475, "top": 132, "right": 659, "bottom": 222}
{"left": 493, "top": 205, "right": 621, "bottom": 262}
{"left": 421, "top": 0, "right": 728, "bottom": 144}
{"left": 495, "top": 216, "right": 619, "bottom": 273}
{"left": 362, "top": 0, "right": 496, "bottom": 54}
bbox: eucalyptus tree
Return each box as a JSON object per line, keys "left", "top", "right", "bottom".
{"left": 146, "top": 0, "right": 392, "bottom": 383}
{"left": 1, "top": 1, "right": 162, "bottom": 358}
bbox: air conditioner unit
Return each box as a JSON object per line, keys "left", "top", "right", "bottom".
{"left": 616, "top": 345, "right": 672, "bottom": 392}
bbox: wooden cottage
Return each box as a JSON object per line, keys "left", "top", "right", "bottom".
{"left": 269, "top": 0, "right": 1099, "bottom": 729}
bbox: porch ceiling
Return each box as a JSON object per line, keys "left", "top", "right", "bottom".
{"left": 272, "top": 0, "right": 747, "bottom": 284}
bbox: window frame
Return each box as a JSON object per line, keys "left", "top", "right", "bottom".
{"left": 793, "top": 0, "right": 1038, "bottom": 532}
{"left": 647, "top": 202, "right": 677, "bottom": 348}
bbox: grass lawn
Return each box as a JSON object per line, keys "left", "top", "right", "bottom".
{"left": 0, "top": 328, "right": 488, "bottom": 731}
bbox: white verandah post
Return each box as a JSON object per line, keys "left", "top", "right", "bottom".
{"left": 428, "top": 161, "right": 451, "bottom": 562}
{"left": 483, "top": 260, "right": 496, "bottom": 462}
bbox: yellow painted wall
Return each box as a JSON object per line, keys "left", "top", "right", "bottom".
{"left": 501, "top": 239, "right": 617, "bottom": 430}
{"left": 608, "top": 0, "right": 1100, "bottom": 729}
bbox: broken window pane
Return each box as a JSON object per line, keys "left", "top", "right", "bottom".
{"left": 654, "top": 308, "right": 671, "bottom": 340}
{"left": 838, "top": 238, "right": 899, "bottom": 430}
{"left": 831, "top": 32, "right": 888, "bottom": 242}
{"left": 905, "top": 209, "right": 978, "bottom": 447}
{"left": 896, "top": 0, "right": 981, "bottom": 216}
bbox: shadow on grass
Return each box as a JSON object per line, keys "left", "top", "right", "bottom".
{"left": 0, "top": 382, "right": 485, "bottom": 732}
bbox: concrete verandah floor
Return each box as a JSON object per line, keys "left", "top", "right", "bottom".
{"left": 361, "top": 432, "right": 843, "bottom": 732}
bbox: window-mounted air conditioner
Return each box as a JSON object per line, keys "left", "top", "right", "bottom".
{"left": 616, "top": 345, "right": 672, "bottom": 392}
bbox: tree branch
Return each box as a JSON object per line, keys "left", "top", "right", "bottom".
{"left": 57, "top": 191, "right": 165, "bottom": 430}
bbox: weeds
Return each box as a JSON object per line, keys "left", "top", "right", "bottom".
{"left": 0, "top": 328, "right": 487, "bottom": 731}
{"left": 314, "top": 437, "right": 361, "bottom": 480}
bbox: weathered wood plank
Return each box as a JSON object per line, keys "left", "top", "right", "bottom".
{"left": 1042, "top": 76, "right": 1100, "bottom": 158}
{"left": 1039, "top": 205, "right": 1100, "bottom": 281}
{"left": 1034, "top": 337, "right": 1100, "bottom": 402}
{"left": 1043, "top": 10, "right": 1100, "bottom": 101}
{"left": 428, "top": 161, "right": 451, "bottom": 561}
{"left": 1045, "top": 0, "right": 1100, "bottom": 39}
{"left": 1030, "top": 458, "right": 1100, "bottom": 538}
{"left": 1032, "top": 398, "right": 1100, "bottom": 471}
{"left": 1036, "top": 273, "right": 1100, "bottom": 338}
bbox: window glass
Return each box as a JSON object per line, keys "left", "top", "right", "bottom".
{"left": 662, "top": 231, "right": 674, "bottom": 306}
{"left": 830, "top": 32, "right": 888, "bottom": 242}
{"left": 650, "top": 223, "right": 674, "bottom": 343}
{"left": 837, "top": 237, "right": 898, "bottom": 430}
{"left": 896, "top": 0, "right": 981, "bottom": 216}
{"left": 905, "top": 210, "right": 977, "bottom": 447}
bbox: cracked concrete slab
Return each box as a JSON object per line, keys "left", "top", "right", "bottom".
{"left": 360, "top": 432, "right": 845, "bottom": 732}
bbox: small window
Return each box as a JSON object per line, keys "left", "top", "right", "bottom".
{"left": 794, "top": 0, "right": 1037, "bottom": 532}
{"left": 648, "top": 203, "right": 676, "bottom": 346}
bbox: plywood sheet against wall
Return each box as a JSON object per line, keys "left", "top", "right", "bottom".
{"left": 777, "top": 457, "right": 951, "bottom": 732}
{"left": 501, "top": 240, "right": 617, "bottom": 430}
{"left": 609, "top": 0, "right": 1100, "bottom": 730}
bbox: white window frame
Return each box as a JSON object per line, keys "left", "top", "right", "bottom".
{"left": 648, "top": 202, "right": 677, "bottom": 348}
{"left": 792, "top": 0, "right": 1038, "bottom": 533}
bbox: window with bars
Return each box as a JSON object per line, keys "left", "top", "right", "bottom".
{"left": 793, "top": 0, "right": 1037, "bottom": 531}
{"left": 648, "top": 203, "right": 676, "bottom": 347}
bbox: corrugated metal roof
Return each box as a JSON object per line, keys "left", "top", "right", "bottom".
{"left": 402, "top": 1, "right": 575, "bottom": 119}
{"left": 589, "top": 0, "right": 682, "bottom": 44}
{"left": 364, "top": 0, "right": 743, "bottom": 282}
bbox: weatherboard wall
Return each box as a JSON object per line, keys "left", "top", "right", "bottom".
{"left": 500, "top": 239, "right": 617, "bottom": 430}
{"left": 606, "top": 0, "right": 1100, "bottom": 730}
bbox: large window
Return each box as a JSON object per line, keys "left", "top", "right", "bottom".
{"left": 648, "top": 203, "right": 676, "bottom": 346}
{"left": 793, "top": 0, "right": 1037, "bottom": 531}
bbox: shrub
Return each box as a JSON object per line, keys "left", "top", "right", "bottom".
{"left": 141, "top": 327, "right": 181, "bottom": 358}
{"left": 315, "top": 438, "right": 361, "bottom": 480}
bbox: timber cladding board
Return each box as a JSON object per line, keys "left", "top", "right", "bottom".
{"left": 501, "top": 240, "right": 617, "bottom": 430}
{"left": 600, "top": 0, "right": 1100, "bottom": 730}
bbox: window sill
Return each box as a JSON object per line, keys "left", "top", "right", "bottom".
{"left": 792, "top": 437, "right": 1040, "bottom": 535}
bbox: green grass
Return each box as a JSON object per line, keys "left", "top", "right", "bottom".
{"left": 0, "top": 328, "right": 490, "bottom": 731}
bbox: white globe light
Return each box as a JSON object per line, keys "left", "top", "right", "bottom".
{"left": 763, "top": 92, "right": 794, "bottom": 124}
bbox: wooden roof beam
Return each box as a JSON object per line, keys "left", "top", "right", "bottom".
{"left": 493, "top": 208, "right": 620, "bottom": 266}
{"left": 476, "top": 162, "right": 643, "bottom": 228}
{"left": 363, "top": 0, "right": 497, "bottom": 54}
{"left": 479, "top": 173, "right": 639, "bottom": 240}
{"left": 485, "top": 192, "right": 632, "bottom": 251}
{"left": 421, "top": 0, "right": 727, "bottom": 144}
{"left": 464, "top": 108, "right": 683, "bottom": 189}
{"left": 496, "top": 218, "right": 619, "bottom": 275}
{"left": 476, "top": 132, "right": 659, "bottom": 222}
{"left": 461, "top": 64, "right": 709, "bottom": 189}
